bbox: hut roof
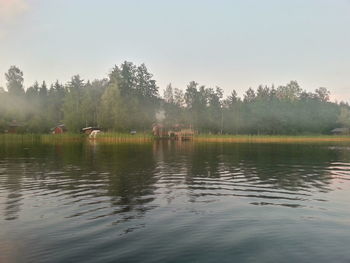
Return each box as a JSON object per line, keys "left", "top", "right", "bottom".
{"left": 51, "top": 124, "right": 66, "bottom": 130}
{"left": 8, "top": 120, "right": 23, "bottom": 127}
{"left": 331, "top": 128, "right": 349, "bottom": 133}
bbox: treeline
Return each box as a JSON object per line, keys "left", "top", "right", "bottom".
{"left": 0, "top": 61, "right": 350, "bottom": 134}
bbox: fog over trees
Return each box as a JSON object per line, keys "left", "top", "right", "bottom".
{"left": 0, "top": 62, "right": 349, "bottom": 134}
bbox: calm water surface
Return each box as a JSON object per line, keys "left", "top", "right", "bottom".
{"left": 1, "top": 141, "right": 350, "bottom": 262}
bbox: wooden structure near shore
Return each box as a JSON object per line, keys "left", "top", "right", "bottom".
{"left": 331, "top": 128, "right": 350, "bottom": 135}
{"left": 153, "top": 124, "right": 195, "bottom": 141}
{"left": 169, "top": 128, "right": 195, "bottom": 141}
{"left": 51, "top": 124, "right": 67, "bottom": 134}
{"left": 6, "top": 120, "right": 23, "bottom": 134}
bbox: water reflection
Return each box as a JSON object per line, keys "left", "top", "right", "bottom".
{"left": 0, "top": 141, "right": 349, "bottom": 224}
{"left": 151, "top": 142, "right": 340, "bottom": 207}
{"left": 2, "top": 166, "right": 23, "bottom": 221}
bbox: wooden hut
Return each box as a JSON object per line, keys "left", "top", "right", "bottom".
{"left": 7, "top": 120, "right": 22, "bottom": 134}
{"left": 153, "top": 123, "right": 195, "bottom": 140}
{"left": 331, "top": 128, "right": 350, "bottom": 135}
{"left": 52, "top": 124, "right": 67, "bottom": 134}
{"left": 169, "top": 128, "right": 195, "bottom": 141}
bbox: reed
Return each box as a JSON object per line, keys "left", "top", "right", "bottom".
{"left": 0, "top": 132, "right": 153, "bottom": 144}
{"left": 194, "top": 134, "right": 350, "bottom": 143}
{"left": 0, "top": 134, "right": 41, "bottom": 144}
{"left": 0, "top": 133, "right": 83, "bottom": 144}
{"left": 95, "top": 132, "right": 153, "bottom": 143}
{"left": 1, "top": 133, "right": 350, "bottom": 145}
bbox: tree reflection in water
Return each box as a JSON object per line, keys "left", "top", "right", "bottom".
{"left": 0, "top": 141, "right": 349, "bottom": 224}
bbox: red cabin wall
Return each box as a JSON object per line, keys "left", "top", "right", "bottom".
{"left": 54, "top": 127, "right": 64, "bottom": 134}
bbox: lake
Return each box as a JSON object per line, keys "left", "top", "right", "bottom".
{"left": 1, "top": 141, "right": 350, "bottom": 262}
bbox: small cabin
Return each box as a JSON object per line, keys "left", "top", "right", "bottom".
{"left": 52, "top": 124, "right": 67, "bottom": 134}
{"left": 7, "top": 120, "right": 23, "bottom": 134}
{"left": 169, "top": 128, "right": 195, "bottom": 141}
{"left": 331, "top": 128, "right": 350, "bottom": 135}
{"left": 153, "top": 123, "right": 195, "bottom": 140}
{"left": 81, "top": 127, "right": 101, "bottom": 135}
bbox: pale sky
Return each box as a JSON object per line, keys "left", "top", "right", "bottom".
{"left": 1, "top": 0, "right": 350, "bottom": 101}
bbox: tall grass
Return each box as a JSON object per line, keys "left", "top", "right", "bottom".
{"left": 0, "top": 133, "right": 83, "bottom": 145}
{"left": 194, "top": 134, "right": 350, "bottom": 143}
{"left": 0, "top": 132, "right": 153, "bottom": 145}
{"left": 96, "top": 132, "right": 153, "bottom": 143}
{"left": 1, "top": 133, "right": 350, "bottom": 145}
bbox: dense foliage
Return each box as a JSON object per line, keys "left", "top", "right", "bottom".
{"left": 0, "top": 63, "right": 349, "bottom": 134}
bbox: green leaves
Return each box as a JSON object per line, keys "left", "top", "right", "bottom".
{"left": 0, "top": 65, "right": 346, "bottom": 135}
{"left": 5, "top": 66, "right": 24, "bottom": 97}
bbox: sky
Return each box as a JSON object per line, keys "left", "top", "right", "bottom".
{"left": 1, "top": 0, "right": 350, "bottom": 101}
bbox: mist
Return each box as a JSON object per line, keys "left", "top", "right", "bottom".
{"left": 1, "top": 62, "right": 349, "bottom": 135}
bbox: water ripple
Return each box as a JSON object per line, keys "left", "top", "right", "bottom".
{"left": 1, "top": 143, "right": 350, "bottom": 262}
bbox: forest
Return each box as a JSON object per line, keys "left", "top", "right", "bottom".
{"left": 0, "top": 61, "right": 350, "bottom": 135}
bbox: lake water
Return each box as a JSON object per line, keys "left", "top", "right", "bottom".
{"left": 1, "top": 141, "right": 350, "bottom": 262}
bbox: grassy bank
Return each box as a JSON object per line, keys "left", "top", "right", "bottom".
{"left": 194, "top": 134, "right": 350, "bottom": 143}
{"left": 94, "top": 132, "right": 153, "bottom": 143}
{"left": 0, "top": 133, "right": 153, "bottom": 144}
{"left": 0, "top": 133, "right": 84, "bottom": 144}
{"left": 1, "top": 133, "right": 350, "bottom": 144}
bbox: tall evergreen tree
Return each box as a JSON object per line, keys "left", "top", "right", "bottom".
{"left": 5, "top": 66, "right": 25, "bottom": 97}
{"left": 63, "top": 75, "right": 85, "bottom": 132}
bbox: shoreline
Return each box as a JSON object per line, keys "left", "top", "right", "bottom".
{"left": 193, "top": 135, "right": 350, "bottom": 143}
{"left": 1, "top": 133, "right": 350, "bottom": 144}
